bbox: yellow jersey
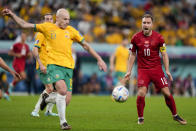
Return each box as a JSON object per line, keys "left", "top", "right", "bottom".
{"left": 34, "top": 32, "right": 48, "bottom": 69}
{"left": 34, "top": 22, "right": 84, "bottom": 69}
{"left": 114, "top": 45, "right": 129, "bottom": 72}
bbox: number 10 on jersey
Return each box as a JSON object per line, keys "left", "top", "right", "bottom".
{"left": 144, "top": 48, "right": 150, "bottom": 56}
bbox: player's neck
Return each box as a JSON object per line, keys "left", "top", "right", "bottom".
{"left": 143, "top": 30, "right": 152, "bottom": 36}
{"left": 55, "top": 22, "right": 67, "bottom": 29}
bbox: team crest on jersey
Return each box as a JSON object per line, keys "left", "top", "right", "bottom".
{"left": 65, "top": 31, "right": 70, "bottom": 38}
{"left": 144, "top": 41, "right": 149, "bottom": 47}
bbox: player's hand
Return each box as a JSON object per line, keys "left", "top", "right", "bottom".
{"left": 124, "top": 71, "right": 131, "bottom": 81}
{"left": 40, "top": 64, "right": 47, "bottom": 74}
{"left": 11, "top": 71, "right": 21, "bottom": 80}
{"left": 119, "top": 78, "right": 127, "bottom": 86}
{"left": 166, "top": 71, "right": 173, "bottom": 81}
{"left": 97, "top": 59, "right": 107, "bottom": 72}
{"left": 2, "top": 8, "right": 13, "bottom": 17}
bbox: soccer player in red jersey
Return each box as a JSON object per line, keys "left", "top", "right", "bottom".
{"left": 8, "top": 32, "right": 31, "bottom": 92}
{"left": 124, "top": 14, "right": 187, "bottom": 125}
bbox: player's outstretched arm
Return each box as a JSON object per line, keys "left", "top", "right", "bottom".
{"left": 79, "top": 40, "right": 107, "bottom": 72}
{"left": 161, "top": 51, "right": 173, "bottom": 81}
{"left": 0, "top": 57, "right": 21, "bottom": 79}
{"left": 2, "top": 8, "right": 34, "bottom": 29}
{"left": 32, "top": 47, "right": 47, "bottom": 74}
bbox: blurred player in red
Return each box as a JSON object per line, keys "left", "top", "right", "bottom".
{"left": 124, "top": 14, "right": 187, "bottom": 125}
{"left": 8, "top": 32, "right": 31, "bottom": 93}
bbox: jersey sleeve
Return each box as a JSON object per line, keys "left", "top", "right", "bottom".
{"left": 34, "top": 23, "right": 48, "bottom": 34}
{"left": 34, "top": 33, "right": 45, "bottom": 48}
{"left": 71, "top": 27, "right": 84, "bottom": 43}
{"left": 130, "top": 35, "right": 137, "bottom": 53}
{"left": 159, "top": 35, "right": 166, "bottom": 52}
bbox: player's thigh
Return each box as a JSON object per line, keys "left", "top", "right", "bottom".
{"left": 55, "top": 80, "right": 67, "bottom": 95}
{"left": 61, "top": 67, "right": 73, "bottom": 92}
{"left": 138, "top": 69, "right": 150, "bottom": 89}
{"left": 66, "top": 91, "right": 72, "bottom": 106}
{"left": 151, "top": 69, "right": 168, "bottom": 91}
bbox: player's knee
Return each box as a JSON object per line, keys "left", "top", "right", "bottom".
{"left": 162, "top": 87, "right": 171, "bottom": 97}
{"left": 45, "top": 85, "right": 53, "bottom": 93}
{"left": 137, "top": 88, "right": 147, "bottom": 97}
{"left": 57, "top": 88, "right": 67, "bottom": 96}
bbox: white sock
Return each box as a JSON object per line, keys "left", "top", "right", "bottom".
{"left": 45, "top": 92, "right": 57, "bottom": 104}
{"left": 33, "top": 94, "right": 42, "bottom": 113}
{"left": 56, "top": 93, "right": 66, "bottom": 125}
{"left": 46, "top": 103, "right": 54, "bottom": 113}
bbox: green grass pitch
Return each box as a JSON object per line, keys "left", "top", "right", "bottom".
{"left": 0, "top": 95, "right": 196, "bottom": 131}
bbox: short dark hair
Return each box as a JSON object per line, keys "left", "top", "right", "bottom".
{"left": 42, "top": 13, "right": 53, "bottom": 20}
{"left": 142, "top": 14, "right": 153, "bottom": 22}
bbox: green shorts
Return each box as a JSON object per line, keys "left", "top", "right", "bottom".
{"left": 37, "top": 69, "right": 51, "bottom": 84}
{"left": 37, "top": 64, "right": 73, "bottom": 92}
{"left": 115, "top": 71, "right": 126, "bottom": 80}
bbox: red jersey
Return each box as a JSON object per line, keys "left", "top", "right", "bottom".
{"left": 11, "top": 42, "right": 30, "bottom": 68}
{"left": 130, "top": 31, "right": 165, "bottom": 69}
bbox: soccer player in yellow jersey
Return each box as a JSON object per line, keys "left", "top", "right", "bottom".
{"left": 110, "top": 39, "right": 129, "bottom": 82}
{"left": 2, "top": 8, "right": 107, "bottom": 130}
{"left": 31, "top": 13, "right": 58, "bottom": 117}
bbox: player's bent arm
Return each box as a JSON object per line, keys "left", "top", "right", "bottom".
{"left": 79, "top": 40, "right": 103, "bottom": 62}
{"left": 0, "top": 57, "right": 15, "bottom": 74}
{"left": 8, "top": 50, "right": 21, "bottom": 58}
{"left": 2, "top": 9, "right": 34, "bottom": 29}
{"left": 161, "top": 51, "right": 169, "bottom": 72}
{"left": 32, "top": 47, "right": 44, "bottom": 67}
{"left": 79, "top": 40, "right": 107, "bottom": 72}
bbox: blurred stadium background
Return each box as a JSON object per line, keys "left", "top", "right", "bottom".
{"left": 0, "top": 0, "right": 196, "bottom": 97}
